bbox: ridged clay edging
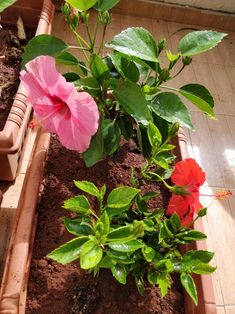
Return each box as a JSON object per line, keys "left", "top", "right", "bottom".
{"left": 0, "top": 126, "right": 216, "bottom": 314}
{"left": 0, "top": 0, "right": 54, "bottom": 181}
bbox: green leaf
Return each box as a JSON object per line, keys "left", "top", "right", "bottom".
{"left": 178, "top": 31, "right": 227, "bottom": 56}
{"left": 66, "top": 0, "right": 97, "bottom": 11}
{"left": 192, "top": 263, "right": 216, "bottom": 275}
{"left": 107, "top": 225, "right": 134, "bottom": 241}
{"left": 108, "top": 240, "right": 144, "bottom": 252}
{"left": 157, "top": 272, "right": 171, "bottom": 297}
{"left": 63, "top": 72, "right": 80, "bottom": 82}
{"left": 182, "top": 250, "right": 214, "bottom": 269}
{"left": 99, "top": 255, "right": 113, "bottom": 268}
{"left": 90, "top": 54, "right": 109, "bottom": 82}
{"left": 63, "top": 195, "right": 91, "bottom": 214}
{"left": 111, "top": 264, "right": 127, "bottom": 284}
{"left": 99, "top": 211, "right": 110, "bottom": 235}
{"left": 64, "top": 218, "right": 94, "bottom": 236}
{"left": 107, "top": 186, "right": 140, "bottom": 208}
{"left": 102, "top": 119, "right": 121, "bottom": 156}
{"left": 80, "top": 240, "right": 103, "bottom": 269}
{"left": 106, "top": 250, "right": 134, "bottom": 264}
{"left": 56, "top": 51, "right": 78, "bottom": 65}
{"left": 135, "top": 276, "right": 145, "bottom": 295}
{"left": 159, "top": 221, "right": 173, "bottom": 243}
{"left": 117, "top": 115, "right": 134, "bottom": 140}
{"left": 150, "top": 93, "right": 193, "bottom": 129}
{"left": 22, "top": 35, "right": 68, "bottom": 67}
{"left": 147, "top": 271, "right": 158, "bottom": 285}
{"left": 47, "top": 237, "right": 89, "bottom": 264}
{"left": 170, "top": 213, "right": 181, "bottom": 232}
{"left": 77, "top": 77, "right": 100, "bottom": 97}
{"left": 113, "top": 80, "right": 152, "bottom": 125}
{"left": 142, "top": 246, "right": 155, "bottom": 262}
{"left": 147, "top": 121, "right": 162, "bottom": 148}
{"left": 74, "top": 180, "right": 100, "bottom": 197}
{"left": 180, "top": 230, "right": 207, "bottom": 241}
{"left": 110, "top": 53, "right": 139, "bottom": 82}
{"left": 83, "top": 125, "right": 104, "bottom": 167}
{"left": 179, "top": 84, "right": 215, "bottom": 118}
{"left": 95, "top": 0, "right": 120, "bottom": 11}
{"left": 0, "top": 0, "right": 16, "bottom": 12}
{"left": 180, "top": 273, "right": 198, "bottom": 305}
{"left": 107, "top": 27, "right": 158, "bottom": 62}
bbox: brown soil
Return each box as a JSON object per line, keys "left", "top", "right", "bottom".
{"left": 0, "top": 25, "right": 34, "bottom": 130}
{"left": 26, "top": 135, "right": 184, "bottom": 314}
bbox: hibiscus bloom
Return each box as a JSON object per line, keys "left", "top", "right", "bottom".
{"left": 20, "top": 55, "right": 99, "bottom": 152}
{"left": 166, "top": 158, "right": 206, "bottom": 226}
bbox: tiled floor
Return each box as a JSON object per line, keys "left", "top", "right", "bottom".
{"left": 52, "top": 11, "right": 235, "bottom": 314}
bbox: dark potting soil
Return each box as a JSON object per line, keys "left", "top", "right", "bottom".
{"left": 0, "top": 25, "right": 34, "bottom": 130}
{"left": 26, "top": 135, "right": 184, "bottom": 314}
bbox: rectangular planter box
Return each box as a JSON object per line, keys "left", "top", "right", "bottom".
{"left": 0, "top": 128, "right": 216, "bottom": 314}
{"left": 0, "top": 0, "right": 54, "bottom": 181}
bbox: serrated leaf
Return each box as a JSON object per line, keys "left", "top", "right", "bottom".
{"left": 0, "top": 0, "right": 16, "bottom": 13}
{"left": 181, "top": 273, "right": 198, "bottom": 305}
{"left": 107, "top": 27, "right": 159, "bottom": 62}
{"left": 63, "top": 195, "right": 90, "bottom": 214}
{"left": 80, "top": 240, "right": 103, "bottom": 269}
{"left": 108, "top": 239, "right": 144, "bottom": 252}
{"left": 47, "top": 237, "right": 88, "bottom": 264}
{"left": 74, "top": 180, "right": 100, "bottom": 197}
{"left": 179, "top": 84, "right": 215, "bottom": 118}
{"left": 180, "top": 230, "right": 207, "bottom": 241}
{"left": 77, "top": 77, "right": 100, "bottom": 97}
{"left": 107, "top": 225, "right": 134, "bottom": 241}
{"left": 151, "top": 93, "right": 193, "bottom": 129}
{"left": 22, "top": 35, "right": 68, "bottom": 67}
{"left": 111, "top": 264, "right": 127, "bottom": 284}
{"left": 182, "top": 250, "right": 214, "bottom": 269}
{"left": 157, "top": 272, "right": 171, "bottom": 297}
{"left": 110, "top": 53, "right": 139, "bottom": 82}
{"left": 192, "top": 263, "right": 216, "bottom": 274}
{"left": 113, "top": 80, "right": 152, "bottom": 125}
{"left": 64, "top": 218, "right": 94, "bottom": 236}
{"left": 107, "top": 186, "right": 140, "bottom": 208}
{"left": 66, "top": 0, "right": 97, "bottom": 11}
{"left": 99, "top": 211, "right": 110, "bottom": 235}
{"left": 142, "top": 246, "right": 155, "bottom": 262}
{"left": 170, "top": 213, "right": 181, "bottom": 232}
{"left": 107, "top": 250, "right": 134, "bottom": 264}
{"left": 178, "top": 31, "right": 227, "bottom": 56}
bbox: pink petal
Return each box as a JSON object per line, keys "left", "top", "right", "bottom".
{"left": 67, "top": 91, "right": 99, "bottom": 136}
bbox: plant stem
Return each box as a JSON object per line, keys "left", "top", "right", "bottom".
{"left": 98, "top": 24, "right": 107, "bottom": 56}
{"left": 147, "top": 172, "right": 173, "bottom": 191}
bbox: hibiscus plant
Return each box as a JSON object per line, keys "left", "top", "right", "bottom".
{"left": 48, "top": 159, "right": 215, "bottom": 306}
{"left": 19, "top": 0, "right": 228, "bottom": 306}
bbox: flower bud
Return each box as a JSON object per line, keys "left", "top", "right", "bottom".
{"left": 182, "top": 56, "right": 192, "bottom": 66}
{"left": 98, "top": 11, "right": 111, "bottom": 25}
{"left": 172, "top": 185, "right": 189, "bottom": 195}
{"left": 159, "top": 68, "right": 170, "bottom": 82}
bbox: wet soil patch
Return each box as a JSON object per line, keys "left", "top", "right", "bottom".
{"left": 26, "top": 135, "right": 184, "bottom": 314}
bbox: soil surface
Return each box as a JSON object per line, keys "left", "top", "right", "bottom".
{"left": 0, "top": 25, "right": 34, "bottom": 130}
{"left": 26, "top": 135, "right": 184, "bottom": 314}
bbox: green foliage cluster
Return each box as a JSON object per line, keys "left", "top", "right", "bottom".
{"left": 21, "top": 0, "right": 226, "bottom": 304}
{"left": 48, "top": 181, "right": 215, "bottom": 305}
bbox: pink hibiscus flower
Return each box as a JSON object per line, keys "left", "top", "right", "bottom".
{"left": 20, "top": 55, "right": 99, "bottom": 152}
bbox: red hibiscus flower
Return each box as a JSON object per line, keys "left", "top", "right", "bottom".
{"left": 166, "top": 158, "right": 206, "bottom": 226}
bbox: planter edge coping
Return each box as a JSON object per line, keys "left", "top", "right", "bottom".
{"left": 0, "top": 0, "right": 54, "bottom": 155}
